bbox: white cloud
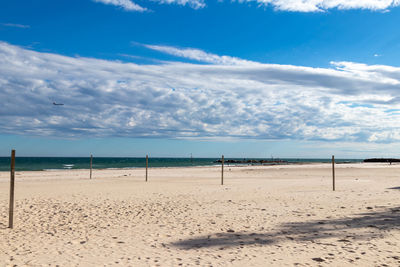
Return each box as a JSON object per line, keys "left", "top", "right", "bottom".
{"left": 143, "top": 44, "right": 255, "bottom": 65}
{"left": 243, "top": 0, "right": 400, "bottom": 12}
{"left": 1, "top": 23, "right": 30, "bottom": 29}
{"left": 91, "top": 0, "right": 400, "bottom": 12}
{"left": 94, "top": 0, "right": 205, "bottom": 10}
{"left": 155, "top": 0, "right": 206, "bottom": 9}
{"left": 93, "top": 0, "right": 147, "bottom": 12}
{"left": 2, "top": 42, "right": 400, "bottom": 142}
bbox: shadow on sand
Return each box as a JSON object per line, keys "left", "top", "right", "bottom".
{"left": 388, "top": 186, "right": 400, "bottom": 190}
{"left": 171, "top": 206, "right": 400, "bottom": 249}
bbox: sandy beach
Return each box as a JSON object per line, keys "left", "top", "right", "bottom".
{"left": 1, "top": 163, "right": 400, "bottom": 266}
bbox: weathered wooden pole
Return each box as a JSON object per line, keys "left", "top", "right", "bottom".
{"left": 332, "top": 155, "right": 335, "bottom": 191}
{"left": 221, "top": 155, "right": 224, "bottom": 185}
{"left": 145, "top": 155, "right": 148, "bottom": 182}
{"left": 9, "top": 149, "right": 15, "bottom": 229}
{"left": 90, "top": 154, "right": 93, "bottom": 179}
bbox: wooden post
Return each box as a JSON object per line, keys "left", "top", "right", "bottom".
{"left": 221, "top": 155, "right": 224, "bottom": 185}
{"left": 145, "top": 155, "right": 148, "bottom": 182}
{"left": 332, "top": 155, "right": 335, "bottom": 191}
{"left": 9, "top": 149, "right": 15, "bottom": 229}
{"left": 90, "top": 154, "right": 93, "bottom": 179}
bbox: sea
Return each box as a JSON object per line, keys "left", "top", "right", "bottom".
{"left": 0, "top": 157, "right": 363, "bottom": 171}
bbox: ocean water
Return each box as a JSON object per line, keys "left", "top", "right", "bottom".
{"left": 0, "top": 157, "right": 363, "bottom": 171}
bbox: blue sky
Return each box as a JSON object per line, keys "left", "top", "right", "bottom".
{"left": 3, "top": 0, "right": 400, "bottom": 67}
{"left": 1, "top": 0, "right": 400, "bottom": 158}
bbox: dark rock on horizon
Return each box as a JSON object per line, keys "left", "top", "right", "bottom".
{"left": 363, "top": 158, "right": 400, "bottom": 163}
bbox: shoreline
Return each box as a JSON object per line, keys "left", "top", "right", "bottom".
{"left": 0, "top": 160, "right": 371, "bottom": 173}
{"left": 0, "top": 157, "right": 365, "bottom": 172}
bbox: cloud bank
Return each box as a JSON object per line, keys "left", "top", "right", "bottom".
{"left": 1, "top": 42, "right": 400, "bottom": 142}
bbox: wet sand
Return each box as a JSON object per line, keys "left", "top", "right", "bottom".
{"left": 1, "top": 163, "right": 400, "bottom": 266}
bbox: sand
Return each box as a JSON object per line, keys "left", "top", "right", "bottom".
{"left": 1, "top": 163, "right": 400, "bottom": 266}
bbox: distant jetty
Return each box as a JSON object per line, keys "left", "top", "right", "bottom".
{"left": 363, "top": 158, "right": 400, "bottom": 163}
{"left": 215, "top": 159, "right": 288, "bottom": 164}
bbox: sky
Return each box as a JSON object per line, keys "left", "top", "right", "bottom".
{"left": 1, "top": 0, "right": 400, "bottom": 158}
